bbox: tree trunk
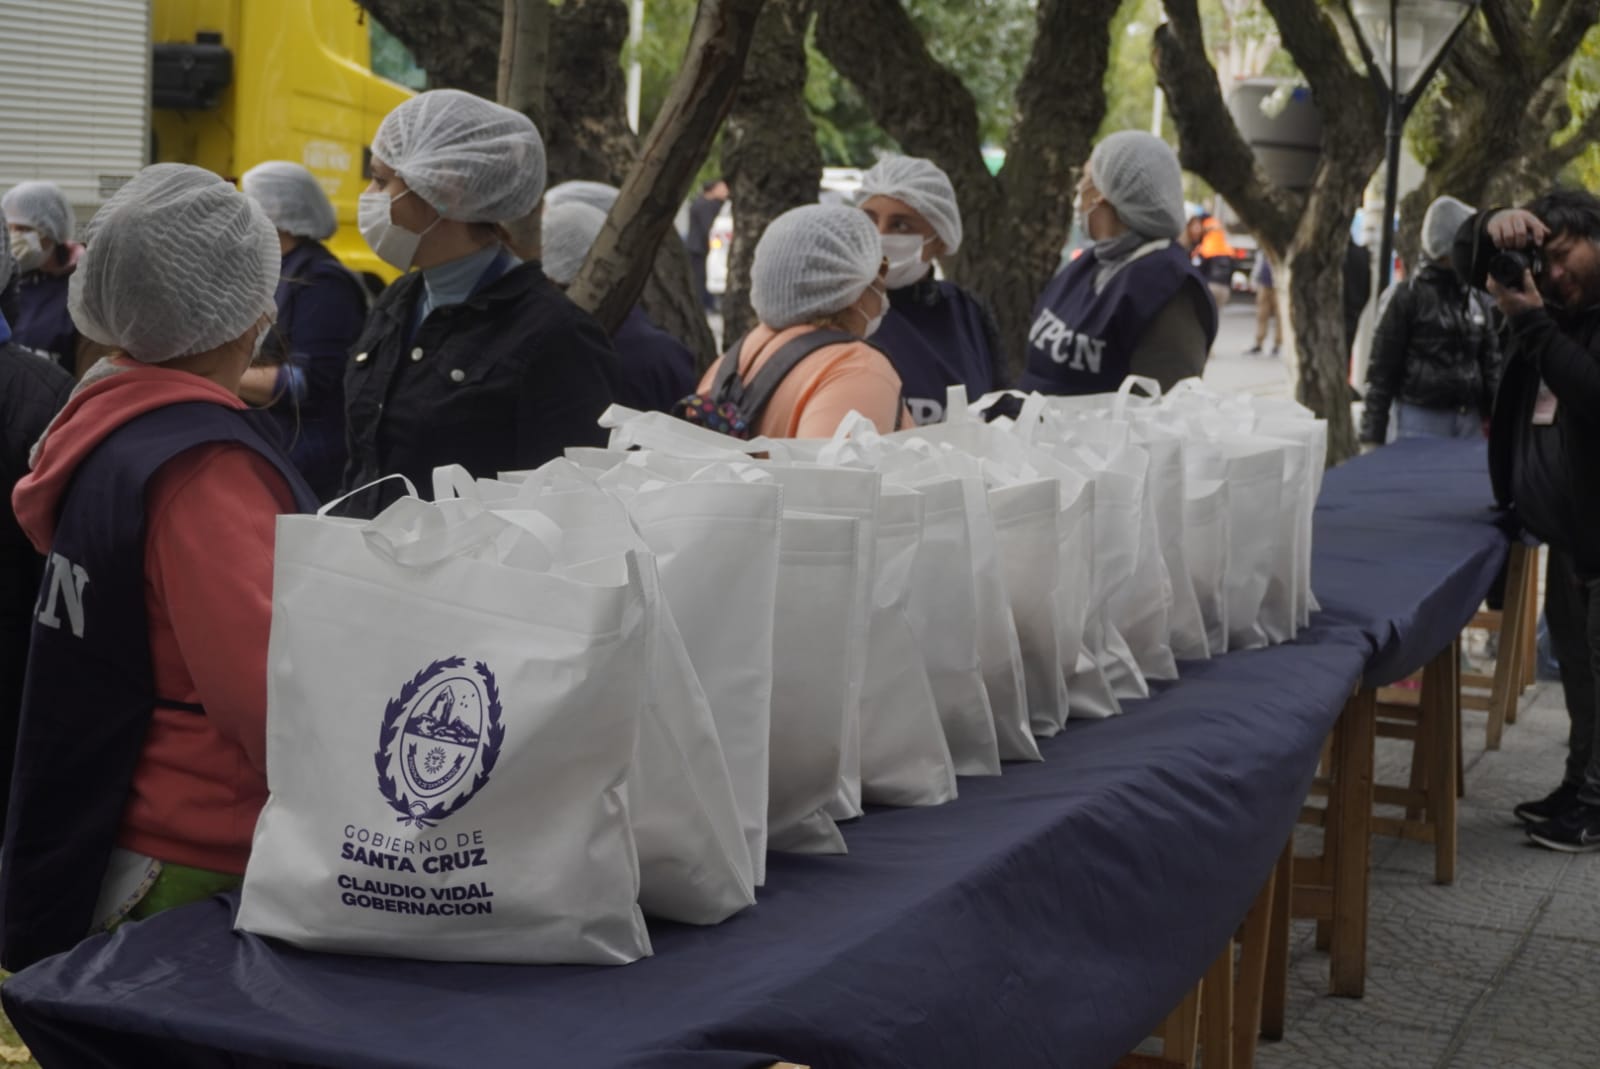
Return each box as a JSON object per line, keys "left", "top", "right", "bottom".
{"left": 357, "top": 0, "right": 499, "bottom": 98}
{"left": 567, "top": 0, "right": 768, "bottom": 335}
{"left": 498, "top": 0, "right": 549, "bottom": 131}
{"left": 722, "top": 0, "right": 822, "bottom": 344}
{"left": 545, "top": 0, "right": 639, "bottom": 186}
{"left": 1156, "top": 0, "right": 1383, "bottom": 462}
{"left": 815, "top": 0, "right": 1120, "bottom": 378}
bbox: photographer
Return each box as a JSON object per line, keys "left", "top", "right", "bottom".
{"left": 1460, "top": 190, "right": 1600, "bottom": 852}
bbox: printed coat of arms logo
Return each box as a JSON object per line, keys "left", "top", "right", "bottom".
{"left": 375, "top": 657, "right": 504, "bottom": 828}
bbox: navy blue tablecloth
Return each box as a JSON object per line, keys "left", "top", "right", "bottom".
{"left": 1, "top": 438, "right": 1504, "bottom": 1069}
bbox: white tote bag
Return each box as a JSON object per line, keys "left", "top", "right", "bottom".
{"left": 990, "top": 478, "right": 1070, "bottom": 737}
{"left": 764, "top": 466, "right": 880, "bottom": 821}
{"left": 239, "top": 498, "right": 653, "bottom": 964}
{"left": 1187, "top": 438, "right": 1284, "bottom": 651}
{"left": 860, "top": 486, "right": 958, "bottom": 806}
{"left": 1183, "top": 478, "right": 1233, "bottom": 655}
{"left": 895, "top": 474, "right": 1002, "bottom": 776}
{"left": 477, "top": 476, "right": 754, "bottom": 926}
{"left": 767, "top": 511, "right": 862, "bottom": 854}
{"left": 621, "top": 479, "right": 781, "bottom": 885}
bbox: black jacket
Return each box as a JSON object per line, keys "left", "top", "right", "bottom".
{"left": 343, "top": 257, "right": 618, "bottom": 503}
{"left": 1360, "top": 262, "right": 1500, "bottom": 443}
{"left": 0, "top": 342, "right": 72, "bottom": 837}
{"left": 1459, "top": 213, "right": 1600, "bottom": 573}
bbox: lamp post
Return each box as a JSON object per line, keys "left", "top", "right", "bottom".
{"left": 1342, "top": 0, "right": 1480, "bottom": 292}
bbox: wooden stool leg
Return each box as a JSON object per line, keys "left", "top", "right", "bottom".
{"left": 1519, "top": 544, "right": 1541, "bottom": 697}
{"left": 1201, "top": 943, "right": 1235, "bottom": 1069}
{"left": 1235, "top": 865, "right": 1277, "bottom": 1069}
{"left": 1330, "top": 688, "right": 1375, "bottom": 998}
{"left": 1261, "top": 844, "right": 1293, "bottom": 1041}
{"left": 1159, "top": 981, "right": 1203, "bottom": 1068}
{"left": 1486, "top": 544, "right": 1530, "bottom": 750}
{"left": 1406, "top": 711, "right": 1430, "bottom": 823}
{"left": 1428, "top": 640, "right": 1459, "bottom": 884}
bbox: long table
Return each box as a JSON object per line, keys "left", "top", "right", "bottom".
{"left": 2, "top": 439, "right": 1508, "bottom": 1069}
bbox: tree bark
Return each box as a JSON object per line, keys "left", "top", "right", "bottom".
{"left": 567, "top": 0, "right": 769, "bottom": 336}
{"left": 498, "top": 0, "right": 549, "bottom": 131}
{"left": 815, "top": 0, "right": 1121, "bottom": 377}
{"left": 357, "top": 0, "right": 499, "bottom": 98}
{"left": 1393, "top": 0, "right": 1600, "bottom": 271}
{"left": 721, "top": 0, "right": 822, "bottom": 344}
{"left": 544, "top": 0, "right": 639, "bottom": 186}
{"left": 1156, "top": 0, "right": 1383, "bottom": 462}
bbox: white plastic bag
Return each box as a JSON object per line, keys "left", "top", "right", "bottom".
{"left": 860, "top": 486, "right": 958, "bottom": 806}
{"left": 989, "top": 478, "right": 1070, "bottom": 737}
{"left": 239, "top": 497, "right": 653, "bottom": 964}
{"left": 1183, "top": 478, "right": 1232, "bottom": 655}
{"left": 767, "top": 511, "right": 862, "bottom": 854}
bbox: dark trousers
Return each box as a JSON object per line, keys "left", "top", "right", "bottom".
{"left": 1545, "top": 548, "right": 1600, "bottom": 803}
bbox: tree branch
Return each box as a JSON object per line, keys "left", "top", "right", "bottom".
{"left": 567, "top": 0, "right": 767, "bottom": 334}
{"left": 1479, "top": 0, "right": 1529, "bottom": 73}
{"left": 1533, "top": 0, "right": 1600, "bottom": 84}
{"left": 813, "top": 0, "right": 990, "bottom": 201}
{"left": 1002, "top": 0, "right": 1121, "bottom": 206}
{"left": 1259, "top": 0, "right": 1368, "bottom": 117}
{"left": 1153, "top": 0, "right": 1297, "bottom": 254}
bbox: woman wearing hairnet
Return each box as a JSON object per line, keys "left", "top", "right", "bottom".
{"left": 3, "top": 180, "right": 84, "bottom": 371}
{"left": 239, "top": 161, "right": 369, "bottom": 500}
{"left": 1359, "top": 195, "right": 1500, "bottom": 445}
{"left": 696, "top": 203, "right": 907, "bottom": 437}
{"left": 2, "top": 164, "right": 319, "bottom": 970}
{"left": 542, "top": 199, "right": 696, "bottom": 414}
{"left": 1020, "top": 132, "right": 1217, "bottom": 394}
{"left": 344, "top": 90, "right": 617, "bottom": 499}
{"left": 856, "top": 155, "right": 1005, "bottom": 424}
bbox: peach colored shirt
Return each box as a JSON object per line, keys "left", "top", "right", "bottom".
{"left": 699, "top": 324, "right": 907, "bottom": 438}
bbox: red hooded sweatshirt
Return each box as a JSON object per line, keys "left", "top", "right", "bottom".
{"left": 13, "top": 359, "right": 296, "bottom": 874}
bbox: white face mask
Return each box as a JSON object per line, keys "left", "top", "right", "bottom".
{"left": 9, "top": 229, "right": 46, "bottom": 273}
{"left": 359, "top": 189, "right": 437, "bottom": 272}
{"left": 881, "top": 233, "right": 932, "bottom": 290}
{"left": 858, "top": 282, "right": 888, "bottom": 338}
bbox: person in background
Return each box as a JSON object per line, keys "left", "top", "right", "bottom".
{"left": 239, "top": 162, "right": 369, "bottom": 501}
{"left": 344, "top": 89, "right": 617, "bottom": 499}
{"left": 1462, "top": 190, "right": 1600, "bottom": 851}
{"left": 1359, "top": 196, "right": 1499, "bottom": 446}
{"left": 542, "top": 199, "right": 696, "bottom": 414}
{"left": 1247, "top": 252, "right": 1281, "bottom": 357}
{"left": 696, "top": 203, "right": 905, "bottom": 437}
{"left": 685, "top": 178, "right": 729, "bottom": 311}
{"left": 1, "top": 165, "right": 318, "bottom": 971}
{"left": 0, "top": 233, "right": 72, "bottom": 848}
{"left": 855, "top": 154, "right": 1005, "bottom": 424}
{"left": 1021, "top": 131, "right": 1217, "bottom": 395}
{"left": 1193, "top": 213, "right": 1237, "bottom": 309}
{"left": 3, "top": 181, "right": 83, "bottom": 371}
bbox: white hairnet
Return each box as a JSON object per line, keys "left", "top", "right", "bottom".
{"left": 3, "top": 181, "right": 75, "bottom": 245}
{"left": 69, "top": 164, "right": 279, "bottom": 364}
{"left": 1088, "top": 131, "right": 1187, "bottom": 242}
{"left": 1422, "top": 195, "right": 1474, "bottom": 261}
{"left": 858, "top": 154, "right": 963, "bottom": 255}
{"left": 751, "top": 204, "right": 883, "bottom": 330}
{"left": 545, "top": 180, "right": 620, "bottom": 214}
{"left": 371, "top": 89, "right": 546, "bottom": 224}
{"left": 541, "top": 200, "right": 607, "bottom": 286}
{"left": 241, "top": 161, "right": 338, "bottom": 240}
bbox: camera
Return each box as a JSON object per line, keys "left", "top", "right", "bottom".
{"left": 1487, "top": 248, "right": 1543, "bottom": 290}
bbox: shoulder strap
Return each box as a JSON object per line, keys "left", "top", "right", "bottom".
{"left": 731, "top": 328, "right": 857, "bottom": 426}
{"left": 710, "top": 333, "right": 749, "bottom": 402}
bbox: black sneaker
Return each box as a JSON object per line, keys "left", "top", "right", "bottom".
{"left": 1527, "top": 800, "right": 1600, "bottom": 853}
{"left": 1514, "top": 782, "right": 1582, "bottom": 825}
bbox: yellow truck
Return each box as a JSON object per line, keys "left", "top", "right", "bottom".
{"left": 0, "top": 0, "right": 417, "bottom": 291}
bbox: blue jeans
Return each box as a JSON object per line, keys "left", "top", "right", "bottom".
{"left": 1392, "top": 402, "right": 1482, "bottom": 441}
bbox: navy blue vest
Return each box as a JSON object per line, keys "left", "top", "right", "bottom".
{"left": 0, "top": 401, "right": 316, "bottom": 970}
{"left": 1018, "top": 242, "right": 1216, "bottom": 395}
{"left": 872, "top": 278, "right": 1003, "bottom": 424}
